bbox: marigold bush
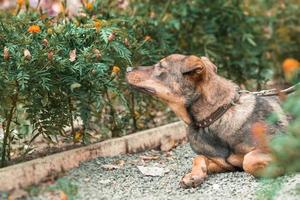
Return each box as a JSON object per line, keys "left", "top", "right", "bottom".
{"left": 0, "top": 4, "right": 175, "bottom": 166}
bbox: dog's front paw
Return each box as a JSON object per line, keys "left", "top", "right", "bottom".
{"left": 180, "top": 173, "right": 207, "bottom": 188}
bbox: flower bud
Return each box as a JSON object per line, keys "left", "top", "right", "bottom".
{"left": 93, "top": 48, "right": 101, "bottom": 59}
{"left": 42, "top": 39, "right": 49, "bottom": 47}
{"left": 24, "top": 49, "right": 32, "bottom": 60}
{"left": 108, "top": 33, "right": 115, "bottom": 42}
{"left": 47, "top": 28, "right": 53, "bottom": 35}
{"left": 48, "top": 51, "right": 54, "bottom": 60}
{"left": 124, "top": 38, "right": 129, "bottom": 46}
{"left": 69, "top": 49, "right": 77, "bottom": 62}
{"left": 4, "top": 47, "right": 10, "bottom": 60}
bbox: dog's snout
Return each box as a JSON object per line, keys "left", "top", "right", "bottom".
{"left": 126, "top": 67, "right": 133, "bottom": 72}
{"left": 126, "top": 66, "right": 153, "bottom": 73}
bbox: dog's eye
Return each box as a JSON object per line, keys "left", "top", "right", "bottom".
{"left": 182, "top": 71, "right": 193, "bottom": 76}
{"left": 157, "top": 63, "right": 165, "bottom": 69}
{"left": 157, "top": 71, "right": 167, "bottom": 80}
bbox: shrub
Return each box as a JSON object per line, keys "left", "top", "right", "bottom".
{"left": 265, "top": 84, "right": 300, "bottom": 175}
{"left": 0, "top": 7, "right": 175, "bottom": 166}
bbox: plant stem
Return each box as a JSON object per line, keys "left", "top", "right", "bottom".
{"left": 130, "top": 92, "right": 137, "bottom": 131}
{"left": 68, "top": 97, "right": 75, "bottom": 141}
{"left": 159, "top": 0, "right": 171, "bottom": 21}
{"left": 1, "top": 92, "right": 18, "bottom": 167}
{"left": 105, "top": 88, "right": 118, "bottom": 137}
{"left": 36, "top": 0, "right": 41, "bottom": 9}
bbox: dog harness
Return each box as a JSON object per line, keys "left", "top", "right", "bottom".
{"left": 189, "top": 84, "right": 297, "bottom": 129}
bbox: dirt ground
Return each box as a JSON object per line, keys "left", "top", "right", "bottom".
{"left": 21, "top": 143, "right": 300, "bottom": 200}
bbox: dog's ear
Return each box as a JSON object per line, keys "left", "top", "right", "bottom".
{"left": 181, "top": 55, "right": 206, "bottom": 75}
{"left": 200, "top": 56, "right": 217, "bottom": 73}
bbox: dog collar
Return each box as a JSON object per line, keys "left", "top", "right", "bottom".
{"left": 189, "top": 93, "right": 240, "bottom": 129}
{"left": 188, "top": 83, "right": 297, "bottom": 129}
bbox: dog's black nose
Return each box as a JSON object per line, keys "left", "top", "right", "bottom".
{"left": 126, "top": 67, "right": 133, "bottom": 72}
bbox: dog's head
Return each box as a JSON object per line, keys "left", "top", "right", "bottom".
{"left": 126, "top": 54, "right": 218, "bottom": 123}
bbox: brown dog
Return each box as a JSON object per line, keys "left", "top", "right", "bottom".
{"left": 126, "top": 54, "right": 288, "bottom": 188}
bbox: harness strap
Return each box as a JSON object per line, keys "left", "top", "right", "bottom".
{"left": 195, "top": 94, "right": 239, "bottom": 128}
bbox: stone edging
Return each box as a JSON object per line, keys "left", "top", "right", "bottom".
{"left": 0, "top": 121, "right": 186, "bottom": 191}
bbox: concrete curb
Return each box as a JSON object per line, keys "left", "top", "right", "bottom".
{"left": 0, "top": 121, "right": 186, "bottom": 191}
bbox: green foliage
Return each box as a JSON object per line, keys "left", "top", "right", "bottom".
{"left": 266, "top": 85, "right": 300, "bottom": 174}
{"left": 0, "top": 2, "right": 176, "bottom": 166}
{"left": 47, "top": 178, "right": 78, "bottom": 200}
{"left": 25, "top": 177, "right": 78, "bottom": 199}
{"left": 104, "top": 0, "right": 275, "bottom": 86}
{"left": 0, "top": 192, "right": 8, "bottom": 200}
{"left": 256, "top": 177, "right": 285, "bottom": 200}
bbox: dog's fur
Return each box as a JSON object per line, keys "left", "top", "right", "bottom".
{"left": 126, "top": 54, "right": 288, "bottom": 188}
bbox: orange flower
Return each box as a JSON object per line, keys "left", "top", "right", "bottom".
{"left": 94, "top": 20, "right": 102, "bottom": 31}
{"left": 112, "top": 66, "right": 121, "bottom": 74}
{"left": 74, "top": 131, "right": 83, "bottom": 142}
{"left": 17, "top": 0, "right": 24, "bottom": 6}
{"left": 282, "top": 58, "right": 300, "bottom": 79}
{"left": 144, "top": 35, "right": 152, "bottom": 41}
{"left": 86, "top": 2, "right": 93, "bottom": 10}
{"left": 251, "top": 121, "right": 269, "bottom": 151}
{"left": 28, "top": 25, "right": 41, "bottom": 33}
{"left": 60, "top": 191, "right": 68, "bottom": 200}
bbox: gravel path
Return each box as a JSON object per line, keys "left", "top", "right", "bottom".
{"left": 33, "top": 143, "right": 300, "bottom": 200}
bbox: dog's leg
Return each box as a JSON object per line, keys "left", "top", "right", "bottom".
{"left": 243, "top": 149, "right": 273, "bottom": 177}
{"left": 180, "top": 155, "right": 235, "bottom": 188}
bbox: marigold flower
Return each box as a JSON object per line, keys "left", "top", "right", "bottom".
{"left": 144, "top": 35, "right": 152, "bottom": 41}
{"left": 74, "top": 131, "right": 82, "bottom": 142}
{"left": 251, "top": 121, "right": 268, "bottom": 151}
{"left": 86, "top": 2, "right": 93, "bottom": 10}
{"left": 28, "top": 25, "right": 41, "bottom": 33}
{"left": 60, "top": 191, "right": 68, "bottom": 200}
{"left": 94, "top": 20, "right": 102, "bottom": 31}
{"left": 112, "top": 66, "right": 121, "bottom": 74}
{"left": 17, "top": 0, "right": 24, "bottom": 6}
{"left": 282, "top": 58, "right": 300, "bottom": 74}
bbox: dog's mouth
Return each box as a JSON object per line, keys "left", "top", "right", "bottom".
{"left": 130, "top": 85, "right": 156, "bottom": 95}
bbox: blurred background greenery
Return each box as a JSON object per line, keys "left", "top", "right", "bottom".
{"left": 0, "top": 0, "right": 299, "bottom": 175}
